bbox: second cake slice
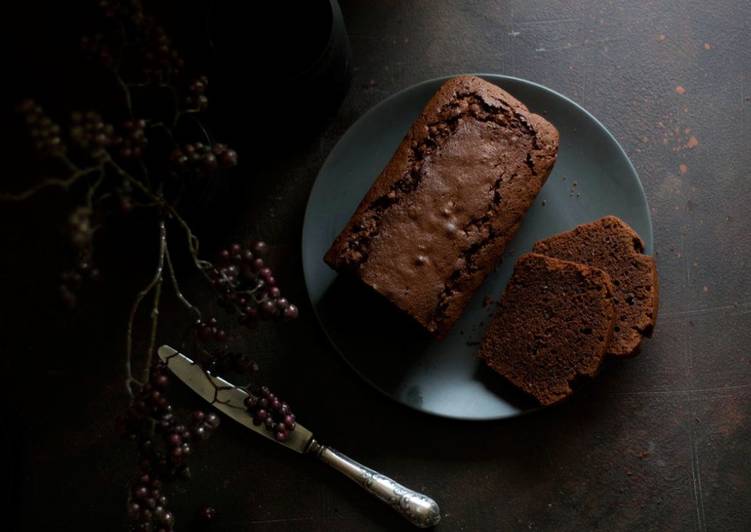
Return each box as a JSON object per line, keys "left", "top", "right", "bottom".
{"left": 532, "top": 216, "right": 659, "bottom": 357}
{"left": 479, "top": 253, "right": 616, "bottom": 406}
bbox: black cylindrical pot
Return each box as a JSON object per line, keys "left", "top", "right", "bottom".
{"left": 208, "top": 0, "right": 352, "bottom": 156}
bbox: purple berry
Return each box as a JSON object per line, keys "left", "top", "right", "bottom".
{"left": 220, "top": 149, "right": 238, "bottom": 167}
{"left": 198, "top": 505, "right": 217, "bottom": 522}
{"left": 152, "top": 374, "right": 169, "bottom": 389}
{"left": 206, "top": 412, "right": 220, "bottom": 428}
{"left": 260, "top": 300, "right": 277, "bottom": 318}
{"left": 244, "top": 396, "right": 258, "bottom": 409}
{"left": 198, "top": 325, "right": 213, "bottom": 342}
{"left": 128, "top": 502, "right": 141, "bottom": 519}
{"left": 252, "top": 241, "right": 268, "bottom": 255}
{"left": 284, "top": 305, "right": 299, "bottom": 320}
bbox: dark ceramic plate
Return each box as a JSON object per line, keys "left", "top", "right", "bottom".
{"left": 302, "top": 74, "right": 652, "bottom": 420}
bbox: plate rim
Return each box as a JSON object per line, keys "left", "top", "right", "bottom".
{"left": 301, "top": 73, "right": 653, "bottom": 421}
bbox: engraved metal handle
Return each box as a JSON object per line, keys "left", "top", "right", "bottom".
{"left": 307, "top": 440, "right": 441, "bottom": 528}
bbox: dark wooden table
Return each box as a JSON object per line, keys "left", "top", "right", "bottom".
{"left": 3, "top": 1, "right": 750, "bottom": 530}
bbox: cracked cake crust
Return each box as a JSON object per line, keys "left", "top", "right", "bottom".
{"left": 324, "top": 76, "right": 559, "bottom": 338}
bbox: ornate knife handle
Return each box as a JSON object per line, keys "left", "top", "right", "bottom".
{"left": 307, "top": 440, "right": 441, "bottom": 528}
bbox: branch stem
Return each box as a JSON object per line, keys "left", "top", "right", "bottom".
{"left": 105, "top": 156, "right": 213, "bottom": 282}
{"left": 165, "top": 242, "right": 202, "bottom": 320}
{"left": 0, "top": 164, "right": 101, "bottom": 202}
{"left": 125, "top": 219, "right": 167, "bottom": 395}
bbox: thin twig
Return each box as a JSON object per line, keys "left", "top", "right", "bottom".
{"left": 168, "top": 85, "right": 181, "bottom": 127}
{"left": 114, "top": 71, "right": 134, "bottom": 117}
{"left": 85, "top": 171, "right": 105, "bottom": 210}
{"left": 138, "top": 159, "right": 151, "bottom": 188}
{"left": 59, "top": 154, "right": 81, "bottom": 173}
{"left": 188, "top": 113, "right": 211, "bottom": 145}
{"left": 105, "top": 156, "right": 213, "bottom": 280}
{"left": 144, "top": 267, "right": 163, "bottom": 380}
{"left": 146, "top": 121, "right": 178, "bottom": 147}
{"left": 125, "top": 219, "right": 167, "bottom": 396}
{"left": 0, "top": 165, "right": 100, "bottom": 202}
{"left": 164, "top": 241, "right": 202, "bottom": 320}
{"left": 130, "top": 200, "right": 161, "bottom": 210}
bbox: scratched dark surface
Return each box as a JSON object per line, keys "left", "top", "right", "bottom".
{"left": 2, "top": 0, "right": 750, "bottom": 531}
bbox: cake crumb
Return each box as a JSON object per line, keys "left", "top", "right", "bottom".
{"left": 686, "top": 136, "right": 699, "bottom": 149}
{"left": 704, "top": 42, "right": 711, "bottom": 50}
{"left": 679, "top": 163, "right": 688, "bottom": 174}
{"left": 675, "top": 85, "right": 686, "bottom": 95}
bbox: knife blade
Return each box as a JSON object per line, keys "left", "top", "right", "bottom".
{"left": 157, "top": 345, "right": 313, "bottom": 453}
{"left": 157, "top": 345, "right": 441, "bottom": 529}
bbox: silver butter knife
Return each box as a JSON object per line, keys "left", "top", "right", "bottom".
{"left": 157, "top": 345, "right": 441, "bottom": 528}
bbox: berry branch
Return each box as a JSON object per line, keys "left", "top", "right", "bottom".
{"left": 0, "top": 160, "right": 103, "bottom": 202}
{"left": 125, "top": 219, "right": 167, "bottom": 395}
{"left": 6, "top": 1, "right": 301, "bottom": 529}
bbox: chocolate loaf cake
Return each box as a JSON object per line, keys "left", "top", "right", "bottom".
{"left": 478, "top": 253, "right": 616, "bottom": 406}
{"left": 324, "top": 76, "right": 559, "bottom": 338}
{"left": 532, "top": 216, "right": 659, "bottom": 357}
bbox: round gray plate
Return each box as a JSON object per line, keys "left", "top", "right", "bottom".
{"left": 302, "top": 74, "right": 652, "bottom": 420}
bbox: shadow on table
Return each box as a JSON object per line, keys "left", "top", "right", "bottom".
{"left": 316, "top": 274, "right": 541, "bottom": 416}
{"left": 316, "top": 274, "right": 432, "bottom": 394}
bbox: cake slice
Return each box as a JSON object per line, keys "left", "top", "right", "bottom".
{"left": 478, "top": 253, "right": 616, "bottom": 406}
{"left": 532, "top": 216, "right": 659, "bottom": 357}
{"left": 325, "top": 75, "right": 559, "bottom": 339}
